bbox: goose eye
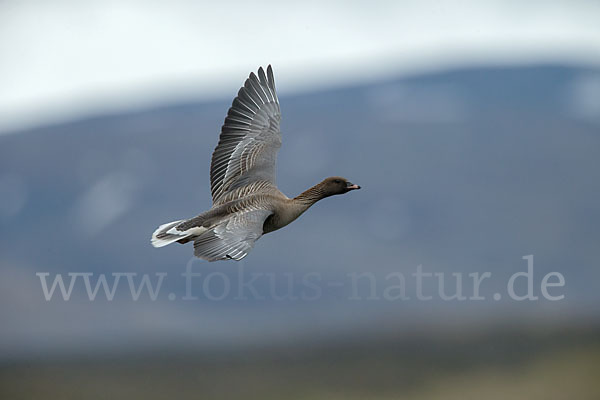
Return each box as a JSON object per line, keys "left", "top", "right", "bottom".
{"left": 334, "top": 179, "right": 341, "bottom": 184}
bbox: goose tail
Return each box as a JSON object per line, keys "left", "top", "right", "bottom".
{"left": 151, "top": 220, "right": 189, "bottom": 248}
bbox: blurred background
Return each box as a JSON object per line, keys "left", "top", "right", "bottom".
{"left": 1, "top": 0, "right": 599, "bottom": 398}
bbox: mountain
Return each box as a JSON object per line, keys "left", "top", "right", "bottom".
{"left": 1, "top": 64, "right": 599, "bottom": 358}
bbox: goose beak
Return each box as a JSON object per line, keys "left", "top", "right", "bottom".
{"left": 346, "top": 182, "right": 361, "bottom": 190}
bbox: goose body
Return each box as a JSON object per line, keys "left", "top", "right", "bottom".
{"left": 151, "top": 66, "right": 360, "bottom": 261}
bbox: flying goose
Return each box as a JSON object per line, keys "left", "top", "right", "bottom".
{"left": 151, "top": 66, "right": 360, "bottom": 261}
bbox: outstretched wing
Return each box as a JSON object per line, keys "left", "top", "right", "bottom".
{"left": 210, "top": 65, "right": 281, "bottom": 205}
{"left": 193, "top": 209, "right": 272, "bottom": 261}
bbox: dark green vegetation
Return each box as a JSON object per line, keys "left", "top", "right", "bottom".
{"left": 2, "top": 326, "right": 599, "bottom": 400}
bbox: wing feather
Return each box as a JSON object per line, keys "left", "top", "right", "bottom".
{"left": 210, "top": 65, "right": 281, "bottom": 205}
{"left": 193, "top": 209, "right": 271, "bottom": 261}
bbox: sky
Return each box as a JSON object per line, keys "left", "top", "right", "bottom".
{"left": 1, "top": 0, "right": 600, "bottom": 133}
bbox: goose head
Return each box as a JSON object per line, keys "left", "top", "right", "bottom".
{"left": 320, "top": 176, "right": 361, "bottom": 196}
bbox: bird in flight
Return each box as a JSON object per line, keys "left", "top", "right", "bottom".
{"left": 151, "top": 66, "right": 360, "bottom": 261}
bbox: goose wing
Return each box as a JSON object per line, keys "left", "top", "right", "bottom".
{"left": 210, "top": 65, "right": 281, "bottom": 205}
{"left": 192, "top": 209, "right": 272, "bottom": 261}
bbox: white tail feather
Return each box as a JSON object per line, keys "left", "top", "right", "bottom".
{"left": 151, "top": 220, "right": 209, "bottom": 248}
{"left": 151, "top": 220, "right": 185, "bottom": 248}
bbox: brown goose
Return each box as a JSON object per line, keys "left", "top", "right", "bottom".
{"left": 151, "top": 65, "right": 360, "bottom": 261}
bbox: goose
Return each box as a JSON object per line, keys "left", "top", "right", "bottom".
{"left": 151, "top": 65, "right": 360, "bottom": 261}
